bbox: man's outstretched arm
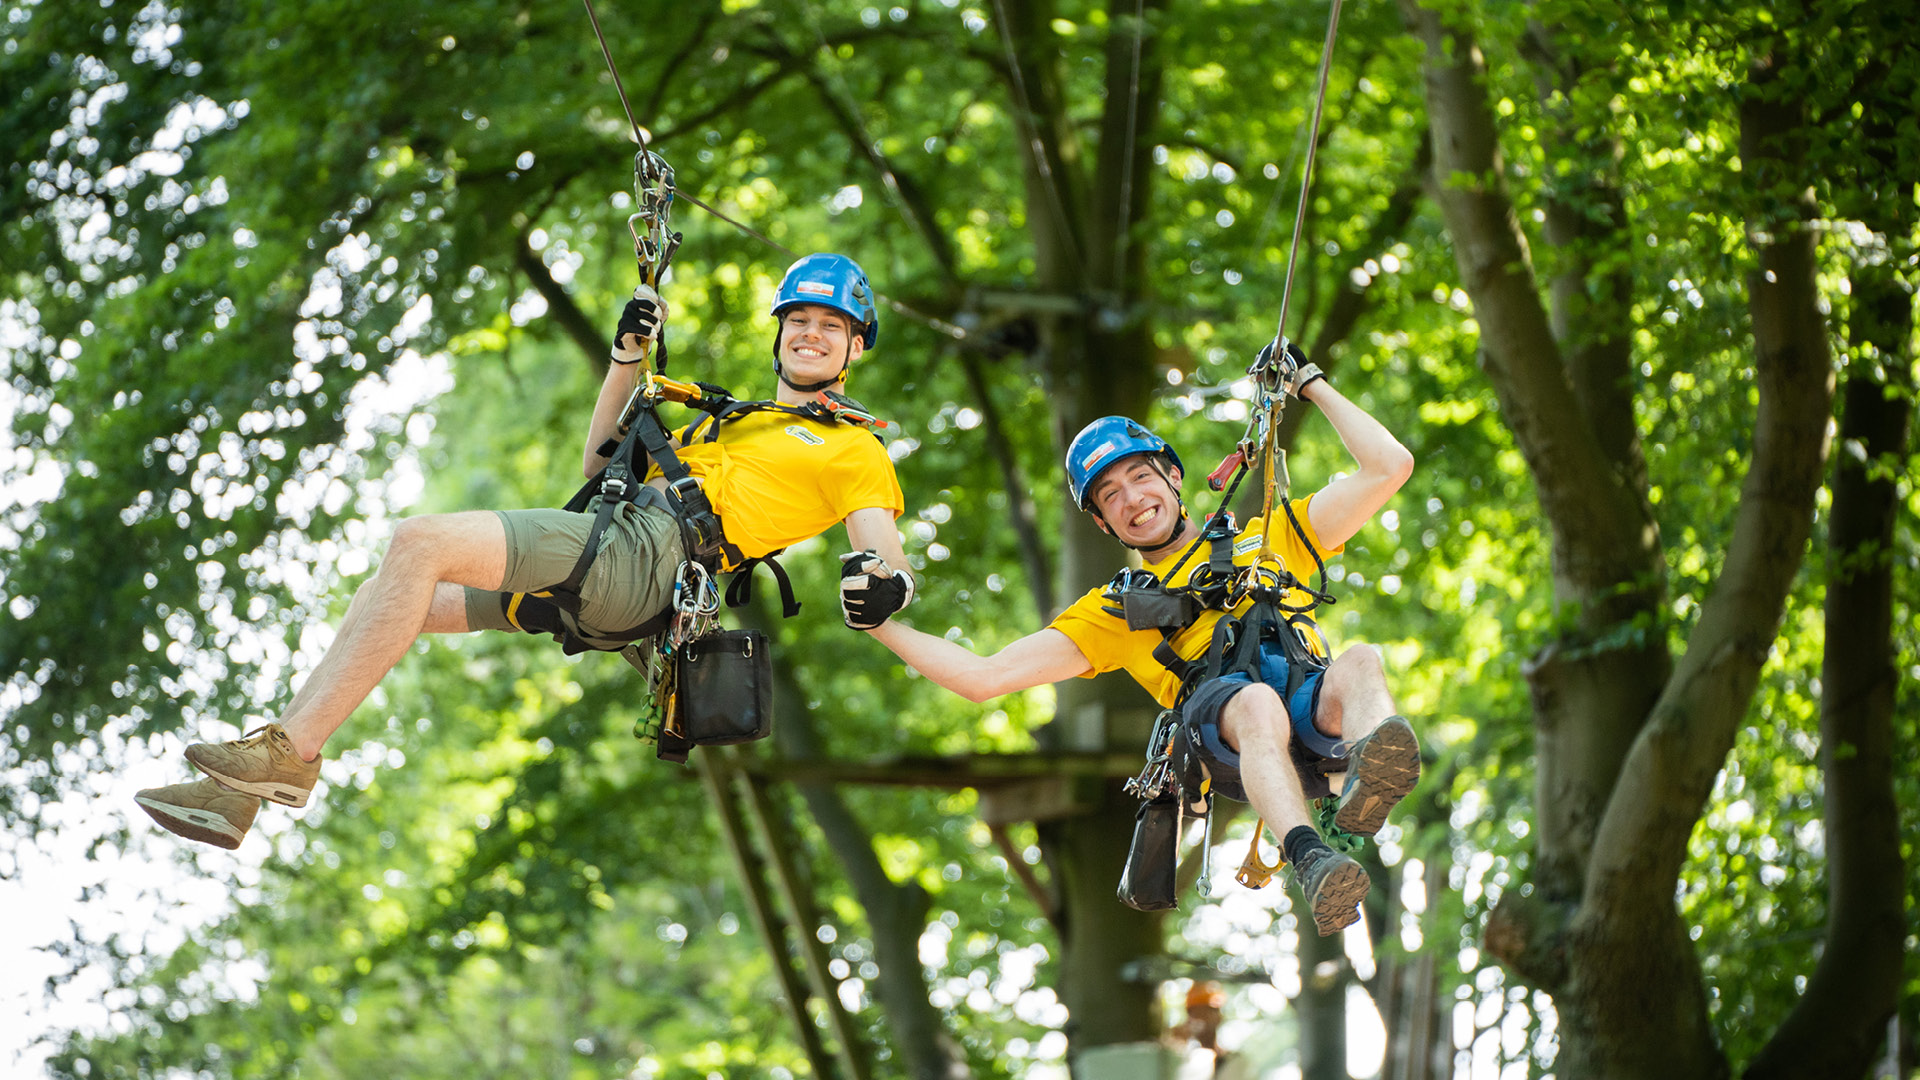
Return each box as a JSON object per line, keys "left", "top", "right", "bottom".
{"left": 1298, "top": 379, "right": 1415, "bottom": 550}
{"left": 865, "top": 621, "right": 1093, "bottom": 704}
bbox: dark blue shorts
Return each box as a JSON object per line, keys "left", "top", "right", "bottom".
{"left": 1179, "top": 640, "right": 1343, "bottom": 803}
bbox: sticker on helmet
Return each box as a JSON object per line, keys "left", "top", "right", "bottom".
{"left": 796, "top": 281, "right": 835, "bottom": 297}
{"left": 1081, "top": 441, "right": 1117, "bottom": 470}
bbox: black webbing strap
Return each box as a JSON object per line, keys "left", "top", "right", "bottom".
{"left": 501, "top": 589, "right": 674, "bottom": 656}
{"left": 725, "top": 554, "right": 803, "bottom": 618}
{"left": 625, "top": 406, "right": 726, "bottom": 564}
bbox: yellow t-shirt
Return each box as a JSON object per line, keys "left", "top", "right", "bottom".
{"left": 645, "top": 409, "right": 904, "bottom": 560}
{"left": 1047, "top": 494, "right": 1343, "bottom": 707}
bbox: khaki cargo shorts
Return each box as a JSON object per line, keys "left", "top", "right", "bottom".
{"left": 464, "top": 499, "right": 685, "bottom": 640}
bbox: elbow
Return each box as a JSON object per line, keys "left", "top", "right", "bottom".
{"left": 1376, "top": 442, "right": 1414, "bottom": 493}
{"left": 960, "top": 681, "right": 1002, "bottom": 705}
{"left": 1389, "top": 443, "right": 1415, "bottom": 487}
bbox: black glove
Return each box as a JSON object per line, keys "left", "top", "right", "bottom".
{"left": 611, "top": 285, "right": 665, "bottom": 365}
{"left": 1254, "top": 337, "right": 1325, "bottom": 399}
{"left": 839, "top": 550, "right": 916, "bottom": 630}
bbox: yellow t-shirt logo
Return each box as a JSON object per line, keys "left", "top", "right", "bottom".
{"left": 785, "top": 425, "right": 826, "bottom": 446}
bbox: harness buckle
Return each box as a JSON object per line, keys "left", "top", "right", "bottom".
{"left": 666, "top": 475, "right": 704, "bottom": 506}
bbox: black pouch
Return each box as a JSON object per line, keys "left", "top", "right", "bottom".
{"left": 1121, "top": 585, "right": 1198, "bottom": 631}
{"left": 1116, "top": 794, "right": 1182, "bottom": 911}
{"left": 659, "top": 629, "right": 772, "bottom": 762}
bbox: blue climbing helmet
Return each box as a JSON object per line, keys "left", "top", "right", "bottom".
{"left": 1065, "top": 416, "right": 1185, "bottom": 510}
{"left": 771, "top": 253, "right": 879, "bottom": 348}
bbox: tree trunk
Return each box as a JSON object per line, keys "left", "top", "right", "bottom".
{"left": 1297, "top": 919, "right": 1346, "bottom": 1080}
{"left": 1561, "top": 46, "right": 1836, "bottom": 1080}
{"left": 746, "top": 597, "right": 975, "bottom": 1080}
{"left": 997, "top": 0, "right": 1172, "bottom": 1061}
{"left": 1397, "top": 6, "right": 1839, "bottom": 1077}
{"left": 1394, "top": 2, "right": 1671, "bottom": 953}
{"left": 1744, "top": 189, "right": 1912, "bottom": 1080}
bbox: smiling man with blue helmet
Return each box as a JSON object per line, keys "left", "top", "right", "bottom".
{"left": 851, "top": 344, "right": 1420, "bottom": 935}
{"left": 136, "top": 252, "right": 915, "bottom": 851}
{"left": 769, "top": 252, "right": 879, "bottom": 391}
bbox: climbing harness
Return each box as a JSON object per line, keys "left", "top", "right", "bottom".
{"left": 1114, "top": 0, "right": 1351, "bottom": 911}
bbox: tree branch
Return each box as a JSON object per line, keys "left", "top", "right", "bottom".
{"left": 1396, "top": 0, "right": 1658, "bottom": 619}
{"left": 958, "top": 348, "right": 1055, "bottom": 616}
{"left": 512, "top": 234, "right": 608, "bottom": 377}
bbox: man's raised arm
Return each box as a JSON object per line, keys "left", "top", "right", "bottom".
{"left": 1296, "top": 378, "right": 1414, "bottom": 551}
{"left": 583, "top": 287, "right": 666, "bottom": 478}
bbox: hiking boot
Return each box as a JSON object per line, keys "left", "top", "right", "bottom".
{"left": 1333, "top": 715, "right": 1421, "bottom": 838}
{"left": 135, "top": 778, "right": 260, "bottom": 850}
{"left": 1293, "top": 845, "right": 1371, "bottom": 937}
{"left": 184, "top": 723, "right": 321, "bottom": 808}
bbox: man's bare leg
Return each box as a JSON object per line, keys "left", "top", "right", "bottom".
{"left": 1218, "top": 684, "right": 1316, "bottom": 837}
{"left": 1218, "top": 684, "right": 1370, "bottom": 935}
{"left": 276, "top": 511, "right": 507, "bottom": 759}
{"left": 149, "top": 514, "right": 509, "bottom": 841}
{"left": 1312, "top": 644, "right": 1398, "bottom": 745}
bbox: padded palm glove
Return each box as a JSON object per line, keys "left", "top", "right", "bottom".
{"left": 611, "top": 285, "right": 665, "bottom": 365}
{"left": 839, "top": 550, "right": 916, "bottom": 630}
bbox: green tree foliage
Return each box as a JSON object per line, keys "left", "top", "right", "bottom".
{"left": 3, "top": 0, "right": 1915, "bottom": 1078}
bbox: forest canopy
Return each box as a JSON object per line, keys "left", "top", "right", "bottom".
{"left": 2, "top": 0, "right": 1915, "bottom": 1078}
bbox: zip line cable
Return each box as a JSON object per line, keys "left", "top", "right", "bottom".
{"left": 583, "top": 0, "right": 648, "bottom": 152}
{"left": 1271, "top": 0, "right": 1344, "bottom": 347}
{"left": 579, "top": 0, "right": 969, "bottom": 342}
{"left": 1250, "top": 0, "right": 1346, "bottom": 561}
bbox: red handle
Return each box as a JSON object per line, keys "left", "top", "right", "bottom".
{"left": 1207, "top": 449, "right": 1245, "bottom": 491}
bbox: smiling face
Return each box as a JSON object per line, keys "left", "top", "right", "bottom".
{"left": 777, "top": 303, "right": 864, "bottom": 388}
{"left": 1087, "top": 453, "right": 1187, "bottom": 552}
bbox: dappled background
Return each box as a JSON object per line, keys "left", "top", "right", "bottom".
{"left": 2, "top": 0, "right": 1916, "bottom": 1078}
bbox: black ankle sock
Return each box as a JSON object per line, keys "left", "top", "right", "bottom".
{"left": 1283, "top": 825, "right": 1327, "bottom": 866}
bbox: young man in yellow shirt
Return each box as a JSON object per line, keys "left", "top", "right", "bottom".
{"left": 137, "top": 254, "right": 912, "bottom": 849}
{"left": 849, "top": 345, "right": 1418, "bottom": 934}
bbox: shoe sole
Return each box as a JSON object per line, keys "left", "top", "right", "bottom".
{"left": 135, "top": 794, "right": 246, "bottom": 850}
{"left": 184, "top": 750, "right": 313, "bottom": 808}
{"left": 1333, "top": 717, "right": 1421, "bottom": 837}
{"left": 1309, "top": 859, "right": 1371, "bottom": 936}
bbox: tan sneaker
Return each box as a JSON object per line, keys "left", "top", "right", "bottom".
{"left": 185, "top": 724, "right": 321, "bottom": 807}
{"left": 1293, "top": 845, "right": 1371, "bottom": 937}
{"left": 135, "top": 778, "right": 260, "bottom": 850}
{"left": 1333, "top": 715, "right": 1421, "bottom": 838}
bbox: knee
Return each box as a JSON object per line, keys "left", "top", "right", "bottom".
{"left": 1331, "top": 643, "right": 1386, "bottom": 683}
{"left": 1220, "top": 684, "right": 1291, "bottom": 750}
{"left": 384, "top": 515, "right": 450, "bottom": 569}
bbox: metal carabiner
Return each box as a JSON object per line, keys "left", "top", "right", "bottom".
{"left": 627, "top": 150, "right": 680, "bottom": 286}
